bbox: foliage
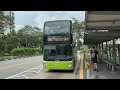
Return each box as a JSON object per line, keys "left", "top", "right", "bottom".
{"left": 72, "top": 18, "right": 85, "bottom": 39}
{"left": 0, "top": 25, "right": 43, "bottom": 56}
{"left": 5, "top": 30, "right": 20, "bottom": 54}
{"left": 80, "top": 50, "right": 86, "bottom": 54}
{"left": 17, "top": 25, "right": 43, "bottom": 48}
{"left": 72, "top": 18, "right": 85, "bottom": 50}
{"left": 77, "top": 39, "right": 82, "bottom": 49}
{"left": 0, "top": 11, "right": 14, "bottom": 55}
{"left": 0, "top": 11, "right": 14, "bottom": 33}
{"left": 11, "top": 47, "right": 42, "bottom": 56}
{"left": 0, "top": 36, "right": 5, "bottom": 55}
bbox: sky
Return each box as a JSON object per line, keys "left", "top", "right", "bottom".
{"left": 15, "top": 11, "right": 85, "bottom": 31}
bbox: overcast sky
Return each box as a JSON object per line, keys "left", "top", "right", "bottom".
{"left": 15, "top": 11, "right": 85, "bottom": 30}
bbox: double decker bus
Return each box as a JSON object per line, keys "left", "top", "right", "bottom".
{"left": 43, "top": 20, "right": 75, "bottom": 70}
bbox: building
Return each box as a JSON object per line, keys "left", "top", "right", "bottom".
{"left": 0, "top": 11, "right": 15, "bottom": 35}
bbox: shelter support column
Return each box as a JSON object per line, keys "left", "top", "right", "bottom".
{"left": 96, "top": 45, "right": 98, "bottom": 51}
{"left": 106, "top": 42, "right": 108, "bottom": 61}
{"left": 98, "top": 44, "right": 101, "bottom": 61}
{"left": 113, "top": 39, "right": 116, "bottom": 63}
{"left": 118, "top": 45, "right": 120, "bottom": 64}
{"left": 101, "top": 43, "right": 104, "bottom": 61}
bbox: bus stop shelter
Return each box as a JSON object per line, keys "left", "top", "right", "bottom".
{"left": 84, "top": 11, "right": 120, "bottom": 45}
{"left": 84, "top": 11, "right": 120, "bottom": 64}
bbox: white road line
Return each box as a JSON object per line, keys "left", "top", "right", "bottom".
{"left": 25, "top": 71, "right": 38, "bottom": 73}
{"left": 36, "top": 69, "right": 42, "bottom": 74}
{"left": 10, "top": 75, "right": 29, "bottom": 79}
{"left": 22, "top": 75, "right": 29, "bottom": 79}
{"left": 5, "top": 65, "right": 43, "bottom": 79}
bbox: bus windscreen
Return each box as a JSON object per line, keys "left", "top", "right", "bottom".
{"left": 44, "top": 21, "right": 71, "bottom": 43}
{"left": 44, "top": 21, "right": 71, "bottom": 35}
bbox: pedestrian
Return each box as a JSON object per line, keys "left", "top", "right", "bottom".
{"left": 91, "top": 47, "right": 99, "bottom": 72}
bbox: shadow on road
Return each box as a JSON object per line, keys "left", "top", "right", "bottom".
{"left": 46, "top": 70, "right": 74, "bottom": 73}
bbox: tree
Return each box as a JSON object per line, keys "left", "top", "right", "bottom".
{"left": 0, "top": 36, "right": 5, "bottom": 55}
{"left": 72, "top": 18, "right": 85, "bottom": 49}
{"left": 72, "top": 18, "right": 85, "bottom": 39}
{"left": 77, "top": 39, "right": 82, "bottom": 49}
{"left": 17, "top": 25, "right": 43, "bottom": 48}
{"left": 5, "top": 30, "right": 20, "bottom": 54}
{"left": 0, "top": 11, "right": 14, "bottom": 55}
{"left": 0, "top": 11, "right": 14, "bottom": 33}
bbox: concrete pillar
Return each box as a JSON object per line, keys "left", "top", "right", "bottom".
{"left": 113, "top": 39, "right": 116, "bottom": 63}
{"left": 108, "top": 43, "right": 111, "bottom": 62}
{"left": 102, "top": 43, "right": 104, "bottom": 61}
{"left": 96, "top": 45, "right": 98, "bottom": 51}
{"left": 98, "top": 44, "right": 101, "bottom": 61}
{"left": 106, "top": 42, "right": 108, "bottom": 61}
{"left": 109, "top": 47, "right": 112, "bottom": 61}
{"left": 97, "top": 44, "right": 99, "bottom": 51}
{"left": 99, "top": 44, "right": 101, "bottom": 53}
{"left": 118, "top": 45, "right": 120, "bottom": 64}
{"left": 112, "top": 66, "right": 115, "bottom": 71}
{"left": 97, "top": 44, "right": 99, "bottom": 52}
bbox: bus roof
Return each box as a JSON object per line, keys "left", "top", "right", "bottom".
{"left": 44, "top": 20, "right": 72, "bottom": 23}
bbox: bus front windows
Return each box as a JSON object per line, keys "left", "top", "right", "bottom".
{"left": 44, "top": 45, "right": 56, "bottom": 58}
{"left": 44, "top": 45, "right": 72, "bottom": 61}
{"left": 44, "top": 21, "right": 70, "bottom": 35}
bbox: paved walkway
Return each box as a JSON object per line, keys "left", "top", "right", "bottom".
{"left": 89, "top": 62, "right": 120, "bottom": 79}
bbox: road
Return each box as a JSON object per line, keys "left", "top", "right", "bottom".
{"left": 31, "top": 69, "right": 75, "bottom": 79}
{"left": 0, "top": 56, "right": 74, "bottom": 79}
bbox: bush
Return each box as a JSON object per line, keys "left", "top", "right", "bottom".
{"left": 0, "top": 57, "right": 5, "bottom": 61}
{"left": 11, "top": 47, "right": 42, "bottom": 57}
{"left": 80, "top": 50, "right": 86, "bottom": 54}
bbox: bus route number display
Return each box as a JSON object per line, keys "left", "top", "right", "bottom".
{"left": 47, "top": 37, "right": 69, "bottom": 42}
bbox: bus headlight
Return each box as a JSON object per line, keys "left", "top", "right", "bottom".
{"left": 68, "top": 64, "right": 72, "bottom": 68}
{"left": 44, "top": 64, "right": 48, "bottom": 68}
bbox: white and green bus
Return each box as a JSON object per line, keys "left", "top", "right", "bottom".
{"left": 43, "top": 20, "right": 75, "bottom": 70}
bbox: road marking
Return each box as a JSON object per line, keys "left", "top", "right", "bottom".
{"left": 22, "top": 75, "right": 29, "bottom": 79}
{"left": 36, "top": 68, "right": 42, "bottom": 73}
{"left": 0, "top": 60, "right": 40, "bottom": 70}
{"left": 11, "top": 75, "right": 29, "bottom": 79}
{"left": 79, "top": 58, "right": 84, "bottom": 79}
{"left": 5, "top": 65, "right": 43, "bottom": 79}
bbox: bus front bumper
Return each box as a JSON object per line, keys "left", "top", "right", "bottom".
{"left": 43, "top": 61, "right": 74, "bottom": 70}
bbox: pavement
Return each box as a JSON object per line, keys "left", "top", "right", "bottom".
{"left": 90, "top": 62, "right": 120, "bottom": 79}
{"left": 83, "top": 61, "right": 120, "bottom": 79}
